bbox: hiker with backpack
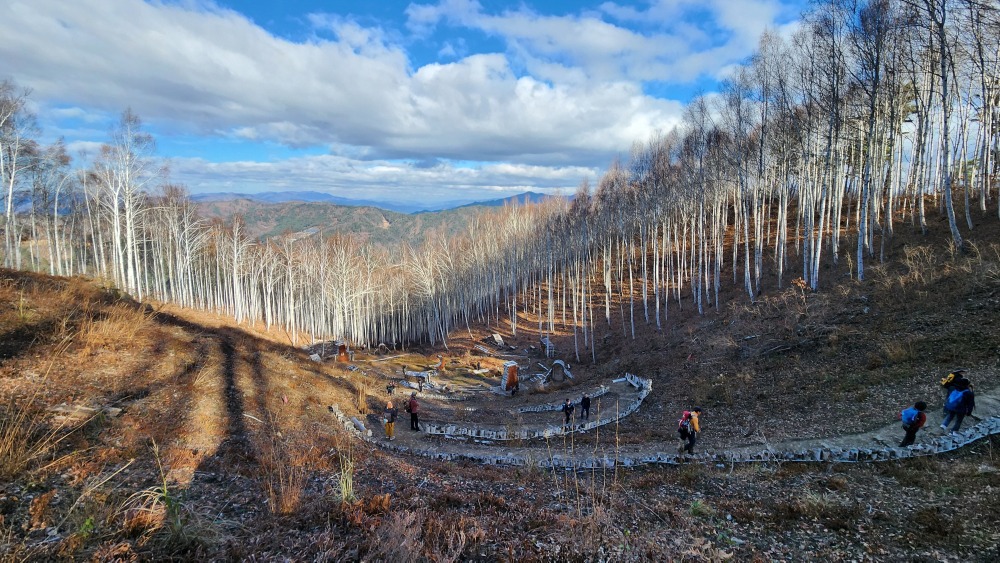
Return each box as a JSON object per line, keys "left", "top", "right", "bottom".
{"left": 941, "top": 379, "right": 976, "bottom": 434}
{"left": 580, "top": 394, "right": 591, "bottom": 421}
{"left": 383, "top": 400, "right": 398, "bottom": 441}
{"left": 406, "top": 392, "right": 421, "bottom": 431}
{"left": 898, "top": 401, "right": 927, "bottom": 447}
{"left": 677, "top": 407, "right": 703, "bottom": 454}
{"left": 939, "top": 369, "right": 967, "bottom": 414}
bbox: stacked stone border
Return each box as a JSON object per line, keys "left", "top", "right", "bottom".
{"left": 328, "top": 393, "right": 1000, "bottom": 469}
{"left": 414, "top": 374, "right": 650, "bottom": 441}
{"left": 512, "top": 384, "right": 610, "bottom": 413}
{"left": 396, "top": 383, "right": 611, "bottom": 414}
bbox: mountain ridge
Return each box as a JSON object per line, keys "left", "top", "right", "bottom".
{"left": 191, "top": 190, "right": 558, "bottom": 214}
{"left": 193, "top": 191, "right": 561, "bottom": 244}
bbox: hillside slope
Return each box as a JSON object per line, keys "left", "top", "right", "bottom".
{"left": 2, "top": 215, "right": 1000, "bottom": 560}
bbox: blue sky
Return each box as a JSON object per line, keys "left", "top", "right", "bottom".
{"left": 0, "top": 0, "right": 807, "bottom": 206}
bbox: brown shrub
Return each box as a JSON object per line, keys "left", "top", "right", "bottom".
{"left": 772, "top": 491, "right": 861, "bottom": 531}
{"left": 90, "top": 541, "right": 140, "bottom": 562}
{"left": 429, "top": 491, "right": 465, "bottom": 511}
{"left": 913, "top": 505, "right": 964, "bottom": 539}
{"left": 822, "top": 475, "right": 849, "bottom": 491}
{"left": 28, "top": 490, "right": 58, "bottom": 530}
{"left": 365, "top": 510, "right": 423, "bottom": 563}
{"left": 423, "top": 513, "right": 484, "bottom": 562}
{"left": 366, "top": 493, "right": 391, "bottom": 514}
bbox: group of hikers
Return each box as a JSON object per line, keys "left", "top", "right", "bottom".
{"left": 899, "top": 369, "right": 978, "bottom": 447}
{"left": 560, "top": 394, "right": 592, "bottom": 426}
{"left": 377, "top": 368, "right": 979, "bottom": 453}
{"left": 382, "top": 392, "right": 422, "bottom": 441}
{"left": 381, "top": 387, "right": 707, "bottom": 452}
{"left": 560, "top": 394, "right": 704, "bottom": 454}
{"left": 559, "top": 395, "right": 702, "bottom": 454}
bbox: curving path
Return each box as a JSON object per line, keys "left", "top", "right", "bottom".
{"left": 329, "top": 379, "right": 1000, "bottom": 469}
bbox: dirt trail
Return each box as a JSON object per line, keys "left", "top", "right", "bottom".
{"left": 361, "top": 383, "right": 1000, "bottom": 467}
{"left": 725, "top": 387, "right": 1000, "bottom": 456}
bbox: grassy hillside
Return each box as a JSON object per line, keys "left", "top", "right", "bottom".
{"left": 2, "top": 210, "right": 1000, "bottom": 560}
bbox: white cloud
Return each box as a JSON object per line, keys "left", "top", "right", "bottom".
{"left": 438, "top": 42, "right": 457, "bottom": 58}
{"left": 0, "top": 0, "right": 808, "bottom": 203}
{"left": 65, "top": 140, "right": 106, "bottom": 156}
{"left": 47, "top": 107, "right": 106, "bottom": 123}
{"left": 0, "top": 0, "right": 682, "bottom": 167}
{"left": 406, "top": 1, "right": 688, "bottom": 83}
{"left": 405, "top": 0, "right": 482, "bottom": 34}
{"left": 406, "top": 0, "right": 807, "bottom": 86}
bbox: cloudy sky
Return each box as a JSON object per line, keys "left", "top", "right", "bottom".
{"left": 0, "top": 0, "right": 807, "bottom": 207}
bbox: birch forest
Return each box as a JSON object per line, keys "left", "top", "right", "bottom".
{"left": 2, "top": 0, "right": 998, "bottom": 358}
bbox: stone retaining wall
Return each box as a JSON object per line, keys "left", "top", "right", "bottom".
{"left": 416, "top": 375, "right": 651, "bottom": 441}
{"left": 329, "top": 383, "right": 1000, "bottom": 469}
{"left": 513, "top": 385, "right": 610, "bottom": 413}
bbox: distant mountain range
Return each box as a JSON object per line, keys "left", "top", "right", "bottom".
{"left": 192, "top": 191, "right": 562, "bottom": 245}
{"left": 190, "top": 190, "right": 555, "bottom": 214}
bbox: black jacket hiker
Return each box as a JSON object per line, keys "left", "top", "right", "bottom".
{"left": 562, "top": 400, "right": 575, "bottom": 426}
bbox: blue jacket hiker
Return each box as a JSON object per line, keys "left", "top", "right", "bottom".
{"left": 899, "top": 401, "right": 927, "bottom": 447}
{"left": 939, "top": 369, "right": 967, "bottom": 414}
{"left": 941, "top": 380, "right": 975, "bottom": 434}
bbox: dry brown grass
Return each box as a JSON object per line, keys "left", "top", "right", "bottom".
{"left": 365, "top": 510, "right": 422, "bottom": 562}
{"left": 0, "top": 399, "right": 45, "bottom": 480}
{"left": 881, "top": 338, "right": 917, "bottom": 365}
{"left": 75, "top": 302, "right": 156, "bottom": 354}
{"left": 901, "top": 245, "right": 941, "bottom": 286}
{"left": 913, "top": 505, "right": 965, "bottom": 540}
{"left": 356, "top": 375, "right": 371, "bottom": 415}
{"left": 0, "top": 343, "right": 76, "bottom": 481}
{"left": 115, "top": 441, "right": 223, "bottom": 554}
{"left": 334, "top": 447, "right": 356, "bottom": 503}
{"left": 258, "top": 427, "right": 308, "bottom": 515}
{"left": 422, "top": 513, "right": 484, "bottom": 563}
{"left": 771, "top": 490, "right": 862, "bottom": 531}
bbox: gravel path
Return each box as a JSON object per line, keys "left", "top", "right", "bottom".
{"left": 342, "top": 381, "right": 1000, "bottom": 467}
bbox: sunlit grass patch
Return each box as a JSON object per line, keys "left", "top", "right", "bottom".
{"left": 77, "top": 302, "right": 157, "bottom": 354}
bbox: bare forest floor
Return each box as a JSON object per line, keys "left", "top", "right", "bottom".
{"left": 3, "top": 208, "right": 1000, "bottom": 560}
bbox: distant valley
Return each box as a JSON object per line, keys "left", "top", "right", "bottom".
{"left": 193, "top": 190, "right": 558, "bottom": 244}
{"left": 191, "top": 190, "right": 555, "bottom": 214}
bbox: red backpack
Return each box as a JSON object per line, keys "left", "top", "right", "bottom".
{"left": 678, "top": 411, "right": 692, "bottom": 431}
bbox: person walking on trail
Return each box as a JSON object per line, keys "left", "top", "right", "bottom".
{"left": 678, "top": 407, "right": 702, "bottom": 454}
{"left": 383, "top": 401, "right": 398, "bottom": 441}
{"left": 899, "top": 401, "right": 927, "bottom": 447}
{"left": 406, "top": 392, "right": 421, "bottom": 431}
{"left": 939, "top": 369, "right": 967, "bottom": 414}
{"left": 941, "top": 379, "right": 976, "bottom": 434}
{"left": 580, "top": 394, "right": 591, "bottom": 421}
{"left": 561, "top": 398, "right": 575, "bottom": 430}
